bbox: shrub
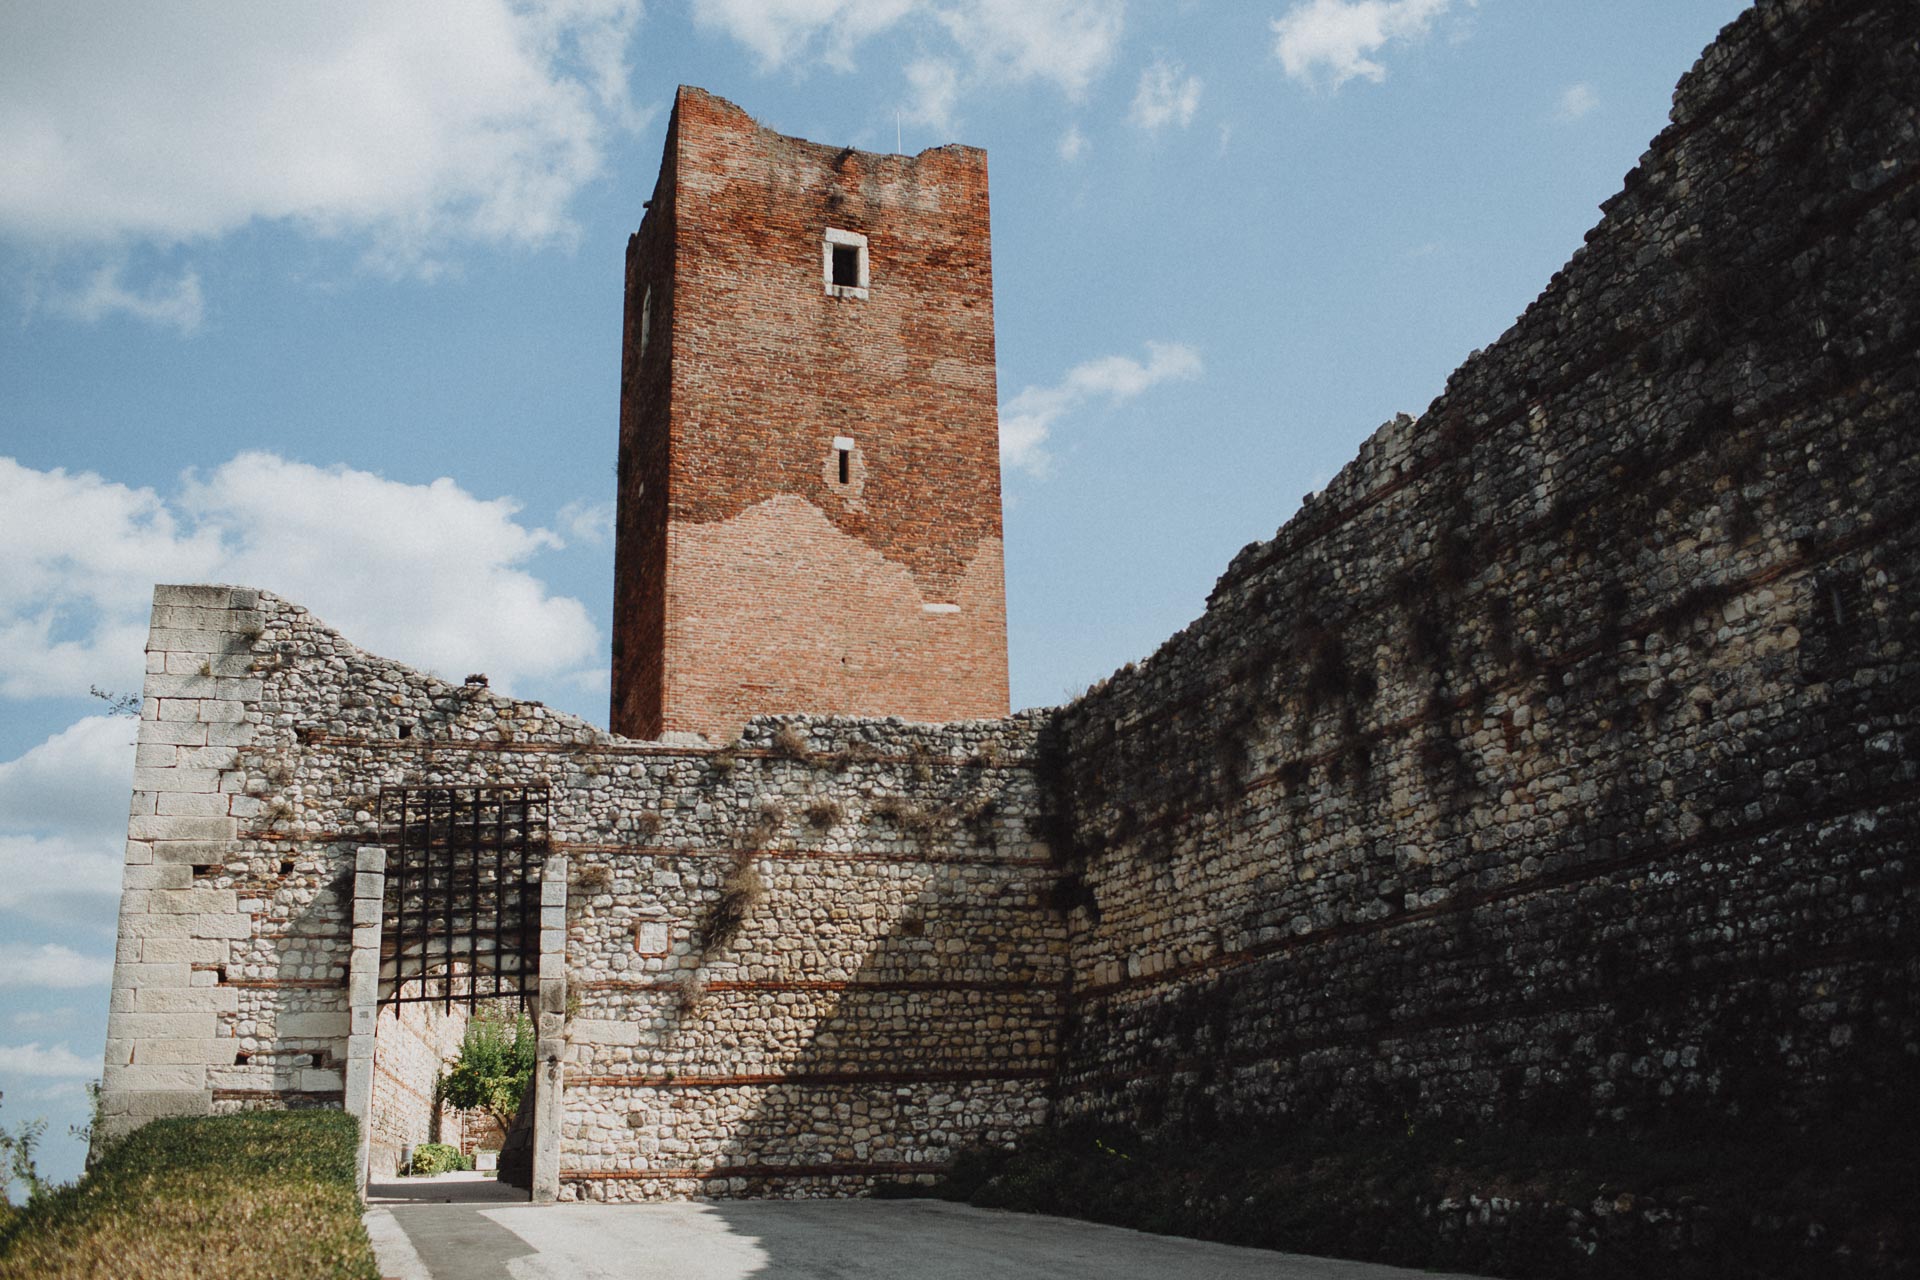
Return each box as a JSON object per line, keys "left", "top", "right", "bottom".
{"left": 407, "top": 1143, "right": 471, "bottom": 1176}
{"left": 439, "top": 1012, "right": 536, "bottom": 1135}
{"left": 0, "top": 1111, "right": 377, "bottom": 1279}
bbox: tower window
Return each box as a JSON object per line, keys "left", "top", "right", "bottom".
{"left": 639, "top": 285, "right": 652, "bottom": 354}
{"left": 823, "top": 228, "right": 869, "bottom": 299}
{"left": 831, "top": 245, "right": 860, "bottom": 288}
{"left": 838, "top": 448, "right": 851, "bottom": 484}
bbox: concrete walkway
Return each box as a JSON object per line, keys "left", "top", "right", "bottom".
{"left": 364, "top": 1175, "right": 1489, "bottom": 1280}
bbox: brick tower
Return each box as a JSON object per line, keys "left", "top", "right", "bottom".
{"left": 611, "top": 87, "right": 1011, "bottom": 742}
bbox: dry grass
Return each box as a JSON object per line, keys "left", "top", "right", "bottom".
{"left": 0, "top": 1112, "right": 376, "bottom": 1280}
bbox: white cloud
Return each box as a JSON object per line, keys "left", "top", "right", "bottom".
{"left": 0, "top": 0, "right": 646, "bottom": 274}
{"left": 0, "top": 835, "right": 122, "bottom": 928}
{"left": 558, "top": 499, "right": 616, "bottom": 547}
{"left": 691, "top": 0, "right": 1123, "bottom": 111}
{"left": 1000, "top": 341, "right": 1203, "bottom": 478}
{"left": 0, "top": 452, "right": 598, "bottom": 700}
{"left": 1058, "top": 124, "right": 1089, "bottom": 162}
{"left": 1270, "top": 0, "right": 1452, "bottom": 89}
{"left": 903, "top": 58, "right": 964, "bottom": 133}
{"left": 1130, "top": 61, "right": 1203, "bottom": 130}
{"left": 0, "top": 946, "right": 114, "bottom": 991}
{"left": 0, "top": 1042, "right": 99, "bottom": 1079}
{"left": 1557, "top": 82, "right": 1599, "bottom": 120}
{"left": 46, "top": 262, "right": 204, "bottom": 335}
{"left": 0, "top": 717, "right": 136, "bottom": 844}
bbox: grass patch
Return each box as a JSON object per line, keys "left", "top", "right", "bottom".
{"left": 925, "top": 1115, "right": 1916, "bottom": 1279}
{"left": 0, "top": 1111, "right": 377, "bottom": 1280}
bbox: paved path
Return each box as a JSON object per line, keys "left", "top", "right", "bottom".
{"left": 365, "top": 1174, "right": 1489, "bottom": 1280}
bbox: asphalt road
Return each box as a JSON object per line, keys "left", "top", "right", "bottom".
{"left": 364, "top": 1175, "right": 1489, "bottom": 1280}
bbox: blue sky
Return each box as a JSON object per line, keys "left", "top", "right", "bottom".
{"left": 0, "top": 0, "right": 1748, "bottom": 1185}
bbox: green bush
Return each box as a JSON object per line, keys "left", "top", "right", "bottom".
{"left": 440, "top": 1011, "right": 535, "bottom": 1133}
{"left": 0, "top": 1110, "right": 376, "bottom": 1279}
{"left": 407, "top": 1143, "right": 471, "bottom": 1176}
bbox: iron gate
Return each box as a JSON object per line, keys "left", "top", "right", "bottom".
{"left": 379, "top": 785, "right": 548, "bottom": 1011}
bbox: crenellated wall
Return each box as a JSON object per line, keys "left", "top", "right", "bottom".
{"left": 1045, "top": 0, "right": 1920, "bottom": 1137}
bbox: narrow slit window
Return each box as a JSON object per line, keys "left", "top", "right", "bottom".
{"left": 837, "top": 448, "right": 851, "bottom": 484}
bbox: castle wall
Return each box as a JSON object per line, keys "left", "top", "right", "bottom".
{"left": 99, "top": 587, "right": 1061, "bottom": 1199}
{"left": 612, "top": 86, "right": 1010, "bottom": 741}
{"left": 1046, "top": 0, "right": 1920, "bottom": 1136}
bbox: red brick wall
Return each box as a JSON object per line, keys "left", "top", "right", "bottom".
{"left": 612, "top": 86, "right": 1010, "bottom": 742}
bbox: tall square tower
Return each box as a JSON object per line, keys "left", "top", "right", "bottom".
{"left": 611, "top": 87, "right": 1011, "bottom": 741}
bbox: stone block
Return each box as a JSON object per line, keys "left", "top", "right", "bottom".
{"left": 540, "top": 928, "right": 565, "bottom": 954}
{"left": 129, "top": 815, "right": 235, "bottom": 841}
{"left": 190, "top": 912, "right": 256, "bottom": 940}
{"left": 352, "top": 898, "right": 381, "bottom": 926}
{"left": 150, "top": 887, "right": 238, "bottom": 915}
{"left": 152, "top": 605, "right": 234, "bottom": 631}
{"left": 143, "top": 673, "right": 219, "bottom": 700}
{"left": 277, "top": 1011, "right": 350, "bottom": 1039}
{"left": 125, "top": 1089, "right": 215, "bottom": 1119}
{"left": 352, "top": 870, "right": 383, "bottom": 900}
{"left": 103, "top": 1064, "right": 208, "bottom": 1093}
{"left": 134, "top": 743, "right": 178, "bottom": 768}
{"left": 153, "top": 585, "right": 232, "bottom": 608}
{"left": 349, "top": 971, "right": 377, "bottom": 1006}
{"left": 300, "top": 1068, "right": 345, "bottom": 1093}
{"left": 112, "top": 1011, "right": 217, "bottom": 1040}
{"left": 139, "top": 720, "right": 210, "bottom": 746}
{"left": 136, "top": 935, "right": 229, "bottom": 965}
{"left": 152, "top": 840, "right": 236, "bottom": 864}
{"left": 206, "top": 722, "right": 255, "bottom": 746}
{"left": 156, "top": 791, "right": 230, "bottom": 817}
{"left": 541, "top": 905, "right": 566, "bottom": 929}
{"left": 198, "top": 701, "right": 248, "bottom": 723}
{"left": 146, "top": 627, "right": 230, "bottom": 653}
{"left": 356, "top": 847, "right": 387, "bottom": 874}
{"left": 350, "top": 1006, "right": 375, "bottom": 1036}
{"left": 348, "top": 1034, "right": 374, "bottom": 1060}
{"left": 119, "top": 913, "right": 191, "bottom": 940}
{"left": 178, "top": 745, "right": 241, "bottom": 771}
{"left": 132, "top": 986, "right": 239, "bottom": 1013}
{"left": 123, "top": 839, "right": 153, "bottom": 865}
{"left": 572, "top": 1019, "right": 640, "bottom": 1046}
{"left": 111, "top": 961, "right": 191, "bottom": 988}
{"left": 153, "top": 699, "right": 204, "bottom": 723}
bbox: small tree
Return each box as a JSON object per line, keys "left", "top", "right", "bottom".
{"left": 439, "top": 1011, "right": 536, "bottom": 1134}
{"left": 0, "top": 1091, "right": 48, "bottom": 1211}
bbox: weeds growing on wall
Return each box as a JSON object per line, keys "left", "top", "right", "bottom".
{"left": 699, "top": 853, "right": 764, "bottom": 956}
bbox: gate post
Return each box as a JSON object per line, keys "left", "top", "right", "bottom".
{"left": 345, "top": 846, "right": 386, "bottom": 1199}
{"left": 532, "top": 854, "right": 568, "bottom": 1203}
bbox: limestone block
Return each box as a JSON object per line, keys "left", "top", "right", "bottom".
{"left": 112, "top": 1011, "right": 217, "bottom": 1040}
{"left": 141, "top": 936, "right": 227, "bottom": 963}
{"left": 189, "top": 912, "right": 256, "bottom": 940}
{"left": 119, "top": 913, "right": 193, "bottom": 940}
{"left": 277, "top": 1011, "right": 351, "bottom": 1038}
{"left": 150, "top": 887, "right": 238, "bottom": 915}
{"left": 103, "top": 1064, "right": 208, "bottom": 1093}
{"left": 153, "top": 840, "right": 237, "bottom": 865}
{"left": 179, "top": 746, "right": 242, "bottom": 771}
{"left": 207, "top": 722, "right": 255, "bottom": 747}
{"left": 573, "top": 1019, "right": 641, "bottom": 1046}
{"left": 352, "top": 898, "right": 381, "bottom": 926}
{"left": 146, "top": 627, "right": 232, "bottom": 653}
{"left": 132, "top": 986, "right": 239, "bottom": 1013}
{"left": 198, "top": 701, "right": 248, "bottom": 723}
{"left": 153, "top": 700, "right": 204, "bottom": 724}
{"left": 353, "top": 871, "right": 383, "bottom": 900}
{"left": 355, "top": 847, "right": 387, "bottom": 874}
{"left": 541, "top": 905, "right": 566, "bottom": 929}
{"left": 143, "top": 673, "right": 219, "bottom": 699}
{"left": 349, "top": 971, "right": 377, "bottom": 1006}
{"left": 350, "top": 1006, "right": 375, "bottom": 1036}
{"left": 123, "top": 839, "right": 154, "bottom": 866}
{"left": 156, "top": 791, "right": 230, "bottom": 817}
{"left": 153, "top": 585, "right": 233, "bottom": 609}
{"left": 126, "top": 1090, "right": 216, "bottom": 1119}
{"left": 134, "top": 744, "right": 179, "bottom": 768}
{"left": 301, "top": 1069, "right": 345, "bottom": 1093}
{"left": 129, "top": 815, "right": 235, "bottom": 841}
{"left": 111, "top": 961, "right": 191, "bottom": 988}
{"left": 139, "top": 720, "right": 210, "bottom": 747}
{"left": 541, "top": 928, "right": 565, "bottom": 955}
{"left": 348, "top": 1035, "right": 375, "bottom": 1060}
{"left": 136, "top": 1039, "right": 234, "bottom": 1066}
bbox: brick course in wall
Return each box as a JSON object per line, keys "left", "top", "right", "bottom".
{"left": 611, "top": 86, "right": 1011, "bottom": 742}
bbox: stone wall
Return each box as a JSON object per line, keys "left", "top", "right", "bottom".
{"left": 100, "top": 586, "right": 1063, "bottom": 1199}
{"left": 1045, "top": 0, "right": 1920, "bottom": 1137}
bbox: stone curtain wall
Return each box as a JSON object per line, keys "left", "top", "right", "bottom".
{"left": 100, "top": 586, "right": 1062, "bottom": 1197}
{"left": 1046, "top": 0, "right": 1920, "bottom": 1137}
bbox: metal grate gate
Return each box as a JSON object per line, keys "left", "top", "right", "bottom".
{"left": 379, "top": 785, "right": 548, "bottom": 1011}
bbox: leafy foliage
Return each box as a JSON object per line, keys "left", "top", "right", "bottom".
{"left": 406, "top": 1143, "right": 471, "bottom": 1176}
{"left": 0, "top": 1094, "right": 49, "bottom": 1217}
{"left": 439, "top": 1011, "right": 536, "bottom": 1133}
{"left": 0, "top": 1111, "right": 376, "bottom": 1279}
